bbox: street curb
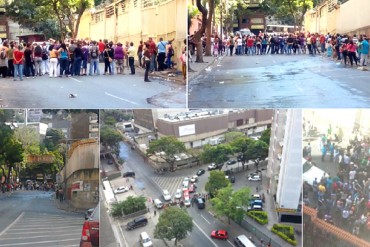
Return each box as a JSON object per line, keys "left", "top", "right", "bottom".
{"left": 188, "top": 55, "right": 221, "bottom": 81}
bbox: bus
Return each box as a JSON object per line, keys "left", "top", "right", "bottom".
{"left": 234, "top": 234, "right": 257, "bottom": 247}
{"left": 102, "top": 180, "right": 116, "bottom": 211}
{"left": 265, "top": 24, "right": 304, "bottom": 34}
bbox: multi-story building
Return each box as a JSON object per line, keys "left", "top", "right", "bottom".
{"left": 233, "top": 0, "right": 266, "bottom": 35}
{"left": 70, "top": 111, "right": 99, "bottom": 140}
{"left": 134, "top": 109, "right": 273, "bottom": 148}
{"left": 267, "top": 109, "right": 302, "bottom": 223}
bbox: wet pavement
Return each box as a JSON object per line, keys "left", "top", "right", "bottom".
{"left": 188, "top": 54, "right": 370, "bottom": 108}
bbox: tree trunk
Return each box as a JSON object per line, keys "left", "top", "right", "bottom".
{"left": 73, "top": 8, "right": 86, "bottom": 39}
{"left": 205, "top": 0, "right": 214, "bottom": 56}
{"left": 194, "top": 0, "right": 208, "bottom": 63}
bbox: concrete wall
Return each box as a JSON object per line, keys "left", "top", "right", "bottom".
{"left": 305, "top": 0, "right": 370, "bottom": 36}
{"left": 77, "top": 0, "right": 186, "bottom": 68}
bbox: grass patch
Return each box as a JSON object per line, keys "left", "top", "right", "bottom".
{"left": 271, "top": 224, "right": 297, "bottom": 246}
{"left": 246, "top": 211, "right": 268, "bottom": 225}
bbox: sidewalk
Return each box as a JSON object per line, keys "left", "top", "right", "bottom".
{"left": 53, "top": 196, "right": 85, "bottom": 213}
{"left": 188, "top": 55, "right": 219, "bottom": 81}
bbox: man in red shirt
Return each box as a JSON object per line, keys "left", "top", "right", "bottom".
{"left": 320, "top": 34, "right": 326, "bottom": 53}
{"left": 98, "top": 39, "right": 105, "bottom": 62}
{"left": 148, "top": 37, "right": 157, "bottom": 72}
{"left": 13, "top": 45, "right": 24, "bottom": 81}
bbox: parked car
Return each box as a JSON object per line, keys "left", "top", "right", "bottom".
{"left": 80, "top": 204, "right": 99, "bottom": 247}
{"left": 182, "top": 181, "right": 189, "bottom": 191}
{"left": 175, "top": 189, "right": 182, "bottom": 199}
{"left": 122, "top": 171, "right": 135, "bottom": 178}
{"left": 248, "top": 174, "right": 261, "bottom": 181}
{"left": 196, "top": 169, "right": 205, "bottom": 176}
{"left": 229, "top": 175, "right": 236, "bottom": 183}
{"left": 163, "top": 189, "right": 171, "bottom": 201}
{"left": 114, "top": 186, "right": 129, "bottom": 194}
{"left": 154, "top": 199, "right": 163, "bottom": 209}
{"left": 188, "top": 183, "right": 196, "bottom": 193}
{"left": 211, "top": 229, "right": 228, "bottom": 240}
{"left": 190, "top": 175, "right": 198, "bottom": 183}
{"left": 139, "top": 231, "right": 153, "bottom": 247}
{"left": 227, "top": 159, "right": 237, "bottom": 165}
{"left": 208, "top": 163, "right": 222, "bottom": 170}
{"left": 247, "top": 204, "right": 263, "bottom": 212}
{"left": 107, "top": 159, "right": 113, "bottom": 165}
{"left": 126, "top": 216, "right": 148, "bottom": 230}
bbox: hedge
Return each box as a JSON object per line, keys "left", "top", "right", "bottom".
{"left": 271, "top": 224, "right": 297, "bottom": 246}
{"left": 246, "top": 211, "right": 268, "bottom": 225}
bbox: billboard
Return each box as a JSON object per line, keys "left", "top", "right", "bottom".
{"left": 179, "top": 124, "right": 195, "bottom": 136}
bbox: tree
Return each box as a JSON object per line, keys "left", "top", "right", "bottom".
{"left": 43, "top": 128, "right": 65, "bottom": 152}
{"left": 193, "top": 0, "right": 208, "bottom": 62}
{"left": 260, "top": 128, "right": 271, "bottom": 145}
{"left": 0, "top": 109, "right": 16, "bottom": 123}
{"left": 224, "top": 131, "right": 245, "bottom": 142}
{"left": 154, "top": 207, "right": 193, "bottom": 246}
{"left": 205, "top": 170, "right": 230, "bottom": 197}
{"left": 244, "top": 140, "right": 269, "bottom": 161}
{"left": 147, "top": 136, "right": 186, "bottom": 170}
{"left": 200, "top": 144, "right": 233, "bottom": 166}
{"left": 111, "top": 196, "right": 146, "bottom": 217}
{"left": 13, "top": 127, "right": 41, "bottom": 155}
{"left": 100, "top": 125, "right": 123, "bottom": 150}
{"left": 229, "top": 136, "right": 253, "bottom": 154}
{"left": 211, "top": 185, "right": 251, "bottom": 224}
{"left": 6, "top": 0, "right": 93, "bottom": 40}
{"left": 259, "top": 0, "right": 313, "bottom": 29}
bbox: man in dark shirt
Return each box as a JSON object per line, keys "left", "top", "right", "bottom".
{"left": 24, "top": 43, "right": 35, "bottom": 78}
{"left": 73, "top": 42, "right": 83, "bottom": 76}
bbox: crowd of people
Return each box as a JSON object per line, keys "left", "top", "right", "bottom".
{"left": 189, "top": 31, "right": 369, "bottom": 67}
{"left": 0, "top": 37, "right": 187, "bottom": 82}
{"left": 304, "top": 130, "right": 370, "bottom": 238}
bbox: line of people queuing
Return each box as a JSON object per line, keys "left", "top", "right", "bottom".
{"left": 190, "top": 32, "right": 369, "bottom": 67}
{"left": 304, "top": 131, "right": 370, "bottom": 238}
{"left": 0, "top": 37, "right": 182, "bottom": 82}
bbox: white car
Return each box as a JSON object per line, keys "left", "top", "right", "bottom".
{"left": 114, "top": 186, "right": 129, "bottom": 194}
{"left": 183, "top": 177, "right": 190, "bottom": 183}
{"left": 175, "top": 189, "right": 182, "bottom": 199}
{"left": 182, "top": 181, "right": 189, "bottom": 191}
{"left": 190, "top": 175, "right": 198, "bottom": 183}
{"left": 163, "top": 189, "right": 171, "bottom": 201}
{"left": 248, "top": 175, "right": 262, "bottom": 181}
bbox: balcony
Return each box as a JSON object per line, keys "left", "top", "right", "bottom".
{"left": 89, "top": 115, "right": 98, "bottom": 124}
{"left": 89, "top": 124, "right": 99, "bottom": 132}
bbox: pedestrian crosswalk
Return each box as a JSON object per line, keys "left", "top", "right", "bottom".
{"left": 0, "top": 212, "right": 83, "bottom": 247}
{"left": 151, "top": 176, "right": 187, "bottom": 198}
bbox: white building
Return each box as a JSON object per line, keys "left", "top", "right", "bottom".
{"left": 267, "top": 109, "right": 302, "bottom": 223}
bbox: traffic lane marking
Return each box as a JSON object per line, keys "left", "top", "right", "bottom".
{"left": 192, "top": 220, "right": 219, "bottom": 247}
{"left": 201, "top": 214, "right": 211, "bottom": 225}
{"left": 0, "top": 212, "right": 24, "bottom": 237}
{"left": 227, "top": 239, "right": 235, "bottom": 247}
{"left": 105, "top": 92, "right": 139, "bottom": 105}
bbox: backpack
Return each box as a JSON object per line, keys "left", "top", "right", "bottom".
{"left": 0, "top": 49, "right": 5, "bottom": 59}
{"left": 168, "top": 46, "right": 174, "bottom": 57}
{"left": 91, "top": 46, "right": 98, "bottom": 59}
{"left": 42, "top": 47, "right": 48, "bottom": 60}
{"left": 34, "top": 45, "right": 42, "bottom": 56}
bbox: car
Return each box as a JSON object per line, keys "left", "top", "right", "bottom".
{"left": 196, "top": 169, "right": 205, "bottom": 176}
{"left": 211, "top": 230, "right": 228, "bottom": 240}
{"left": 195, "top": 197, "right": 205, "bottom": 209}
{"left": 174, "top": 155, "right": 181, "bottom": 161}
{"left": 183, "top": 177, "right": 190, "bottom": 183}
{"left": 140, "top": 231, "right": 153, "bottom": 247}
{"left": 122, "top": 171, "right": 135, "bottom": 178}
{"left": 80, "top": 204, "right": 99, "bottom": 247}
{"left": 107, "top": 159, "right": 113, "bottom": 165}
{"left": 182, "top": 181, "right": 189, "bottom": 191}
{"left": 252, "top": 194, "right": 261, "bottom": 200}
{"left": 84, "top": 208, "right": 94, "bottom": 220}
{"left": 227, "top": 159, "right": 237, "bottom": 165}
{"left": 163, "top": 189, "right": 171, "bottom": 201}
{"left": 126, "top": 216, "right": 148, "bottom": 230}
{"left": 188, "top": 183, "right": 196, "bottom": 193}
{"left": 175, "top": 189, "right": 182, "bottom": 199}
{"left": 248, "top": 174, "right": 261, "bottom": 181}
{"left": 229, "top": 175, "right": 235, "bottom": 183}
{"left": 190, "top": 175, "right": 198, "bottom": 183}
{"left": 208, "top": 163, "right": 218, "bottom": 170}
{"left": 114, "top": 186, "right": 129, "bottom": 194}
{"left": 247, "top": 204, "right": 263, "bottom": 212}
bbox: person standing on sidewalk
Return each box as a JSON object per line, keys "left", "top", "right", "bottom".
{"left": 143, "top": 43, "right": 151, "bottom": 82}
{"left": 13, "top": 45, "right": 24, "bottom": 81}
{"left": 128, "top": 42, "right": 136, "bottom": 75}
{"left": 137, "top": 41, "right": 143, "bottom": 68}
{"left": 229, "top": 36, "right": 234, "bottom": 56}
{"left": 59, "top": 189, "right": 64, "bottom": 202}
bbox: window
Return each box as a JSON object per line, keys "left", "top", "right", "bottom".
{"left": 106, "top": 5, "right": 114, "bottom": 18}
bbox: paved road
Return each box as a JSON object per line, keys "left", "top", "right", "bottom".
{"left": 0, "top": 65, "right": 186, "bottom": 108}
{"left": 0, "top": 190, "right": 84, "bottom": 247}
{"left": 189, "top": 54, "right": 370, "bottom": 108}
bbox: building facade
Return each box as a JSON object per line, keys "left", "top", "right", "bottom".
{"left": 267, "top": 109, "right": 302, "bottom": 223}
{"left": 304, "top": 0, "right": 370, "bottom": 37}
{"left": 77, "top": 0, "right": 186, "bottom": 69}
{"left": 70, "top": 111, "right": 99, "bottom": 140}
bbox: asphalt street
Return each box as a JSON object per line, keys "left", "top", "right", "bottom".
{"left": 0, "top": 65, "right": 186, "bottom": 108}
{"left": 100, "top": 142, "right": 275, "bottom": 247}
{"left": 0, "top": 190, "right": 84, "bottom": 247}
{"left": 189, "top": 54, "right": 370, "bottom": 108}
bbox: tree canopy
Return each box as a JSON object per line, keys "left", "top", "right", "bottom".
{"left": 205, "top": 170, "right": 230, "bottom": 196}
{"left": 147, "top": 136, "right": 186, "bottom": 170}
{"left": 200, "top": 144, "right": 233, "bottom": 165}
{"left": 111, "top": 195, "right": 146, "bottom": 217}
{"left": 100, "top": 125, "right": 123, "bottom": 150}
{"left": 211, "top": 185, "right": 251, "bottom": 224}
{"left": 154, "top": 207, "right": 193, "bottom": 246}
{"left": 260, "top": 128, "right": 271, "bottom": 145}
